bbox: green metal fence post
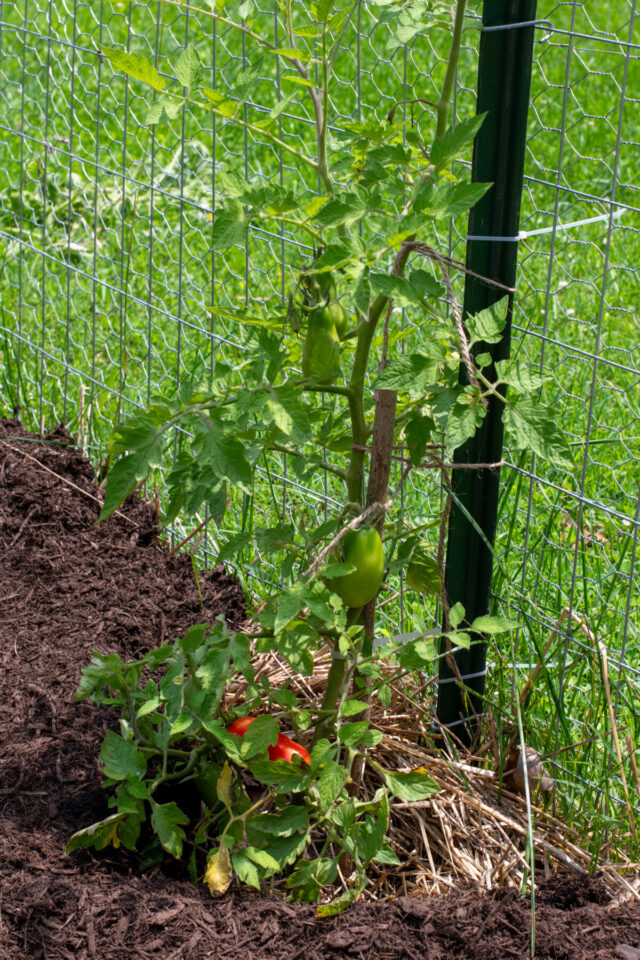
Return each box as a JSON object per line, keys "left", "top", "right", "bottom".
{"left": 437, "top": 0, "right": 538, "bottom": 743}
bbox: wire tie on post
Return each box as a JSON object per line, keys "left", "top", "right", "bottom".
{"left": 437, "top": 668, "right": 488, "bottom": 685}
{"left": 482, "top": 19, "right": 553, "bottom": 33}
{"left": 466, "top": 235, "right": 521, "bottom": 243}
{"left": 431, "top": 714, "right": 487, "bottom": 731}
{"left": 467, "top": 208, "right": 626, "bottom": 244}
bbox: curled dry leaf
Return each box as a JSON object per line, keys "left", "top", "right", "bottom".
{"left": 505, "top": 745, "right": 554, "bottom": 797}
{"left": 204, "top": 844, "right": 233, "bottom": 897}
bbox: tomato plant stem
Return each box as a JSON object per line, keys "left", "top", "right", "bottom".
{"left": 312, "top": 609, "right": 361, "bottom": 744}
{"left": 436, "top": 0, "right": 469, "bottom": 140}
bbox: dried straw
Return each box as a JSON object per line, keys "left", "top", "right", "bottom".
{"left": 225, "top": 646, "right": 638, "bottom": 901}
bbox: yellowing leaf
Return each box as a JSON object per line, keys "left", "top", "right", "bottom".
{"left": 304, "top": 196, "right": 328, "bottom": 219}
{"left": 204, "top": 844, "right": 233, "bottom": 897}
{"left": 216, "top": 761, "right": 233, "bottom": 812}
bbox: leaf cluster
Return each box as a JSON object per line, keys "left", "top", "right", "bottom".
{"left": 66, "top": 619, "right": 447, "bottom": 910}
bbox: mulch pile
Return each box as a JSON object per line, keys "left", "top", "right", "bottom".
{"left": 1, "top": 418, "right": 640, "bottom": 959}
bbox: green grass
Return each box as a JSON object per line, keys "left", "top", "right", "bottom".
{"left": 1, "top": 0, "right": 640, "bottom": 867}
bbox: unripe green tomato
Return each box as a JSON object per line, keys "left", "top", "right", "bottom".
{"left": 326, "top": 299, "right": 349, "bottom": 340}
{"left": 324, "top": 274, "right": 337, "bottom": 301}
{"left": 301, "top": 308, "right": 341, "bottom": 382}
{"left": 333, "top": 527, "right": 384, "bottom": 609}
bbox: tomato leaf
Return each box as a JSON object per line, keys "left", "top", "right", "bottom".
{"left": 504, "top": 396, "right": 574, "bottom": 469}
{"left": 278, "top": 626, "right": 317, "bottom": 676}
{"left": 471, "top": 615, "right": 518, "bottom": 635}
{"left": 382, "top": 769, "right": 440, "bottom": 802}
{"left": 102, "top": 47, "right": 166, "bottom": 92}
{"left": 99, "top": 731, "right": 147, "bottom": 781}
{"left": 174, "top": 43, "right": 201, "bottom": 89}
{"left": 430, "top": 113, "right": 486, "bottom": 168}
{"left": 286, "top": 857, "right": 338, "bottom": 902}
{"left": 100, "top": 418, "right": 164, "bottom": 520}
{"left": 317, "top": 876, "right": 367, "bottom": 917}
{"left": 372, "top": 350, "right": 443, "bottom": 392}
{"left": 65, "top": 813, "right": 127, "bottom": 855}
{"left": 338, "top": 721, "right": 370, "bottom": 747}
{"left": 274, "top": 582, "right": 309, "bottom": 633}
{"left": 240, "top": 714, "right": 280, "bottom": 760}
{"left": 466, "top": 298, "right": 508, "bottom": 345}
{"left": 496, "top": 359, "right": 548, "bottom": 392}
{"left": 250, "top": 759, "right": 311, "bottom": 794}
{"left": 316, "top": 761, "right": 346, "bottom": 812}
{"left": 248, "top": 805, "right": 309, "bottom": 838}
{"left": 204, "top": 844, "right": 233, "bottom": 896}
{"left": 216, "top": 761, "right": 233, "bottom": 812}
{"left": 449, "top": 602, "right": 465, "bottom": 628}
{"left": 150, "top": 800, "right": 188, "bottom": 858}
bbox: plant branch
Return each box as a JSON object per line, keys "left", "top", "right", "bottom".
{"left": 302, "top": 381, "right": 353, "bottom": 397}
{"left": 269, "top": 441, "right": 348, "bottom": 480}
{"left": 179, "top": 89, "right": 318, "bottom": 172}
{"left": 164, "top": 0, "right": 310, "bottom": 79}
{"left": 435, "top": 0, "right": 469, "bottom": 140}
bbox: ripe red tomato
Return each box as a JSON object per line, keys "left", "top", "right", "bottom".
{"left": 226, "top": 716, "right": 310, "bottom": 765}
{"left": 227, "top": 716, "right": 256, "bottom": 736}
{"left": 269, "top": 733, "right": 311, "bottom": 765}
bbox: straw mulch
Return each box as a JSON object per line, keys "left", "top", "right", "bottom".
{"left": 227, "top": 648, "right": 640, "bottom": 904}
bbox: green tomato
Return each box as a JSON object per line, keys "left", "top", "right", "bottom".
{"left": 406, "top": 544, "right": 441, "bottom": 597}
{"left": 326, "top": 299, "right": 349, "bottom": 340}
{"left": 333, "top": 527, "right": 384, "bottom": 609}
{"left": 305, "top": 270, "right": 335, "bottom": 305}
{"left": 304, "top": 271, "right": 349, "bottom": 340}
{"left": 301, "top": 308, "right": 341, "bottom": 382}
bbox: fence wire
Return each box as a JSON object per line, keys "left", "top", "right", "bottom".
{"left": 1, "top": 1, "right": 639, "bottom": 848}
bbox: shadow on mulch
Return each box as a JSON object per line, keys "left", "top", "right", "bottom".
{"left": 1, "top": 419, "right": 639, "bottom": 960}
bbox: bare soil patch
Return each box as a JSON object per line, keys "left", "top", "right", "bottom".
{"left": 1, "top": 419, "right": 639, "bottom": 959}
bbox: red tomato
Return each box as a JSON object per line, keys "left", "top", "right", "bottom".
{"left": 227, "top": 716, "right": 256, "bottom": 736}
{"left": 226, "top": 716, "right": 310, "bottom": 764}
{"left": 269, "top": 733, "right": 311, "bottom": 765}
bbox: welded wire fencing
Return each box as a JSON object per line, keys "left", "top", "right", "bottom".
{"left": 1, "top": 0, "right": 639, "bottom": 850}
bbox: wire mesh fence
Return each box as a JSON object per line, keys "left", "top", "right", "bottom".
{"left": 1, "top": 0, "right": 639, "bottom": 853}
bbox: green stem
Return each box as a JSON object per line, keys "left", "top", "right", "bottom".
{"left": 159, "top": 88, "right": 318, "bottom": 173}
{"left": 435, "top": 0, "right": 469, "bottom": 140}
{"left": 319, "top": 21, "right": 331, "bottom": 194}
{"left": 312, "top": 609, "right": 361, "bottom": 745}
{"left": 127, "top": 691, "right": 150, "bottom": 744}
{"left": 302, "top": 381, "right": 353, "bottom": 397}
{"left": 150, "top": 746, "right": 202, "bottom": 793}
{"left": 346, "top": 328, "right": 374, "bottom": 504}
{"left": 345, "top": 245, "right": 413, "bottom": 505}
{"left": 220, "top": 794, "right": 270, "bottom": 843}
{"left": 269, "top": 442, "right": 348, "bottom": 481}
{"left": 163, "top": 0, "right": 309, "bottom": 77}
{"left": 313, "top": 652, "right": 347, "bottom": 745}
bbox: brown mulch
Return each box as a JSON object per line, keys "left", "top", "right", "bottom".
{"left": 1, "top": 418, "right": 640, "bottom": 960}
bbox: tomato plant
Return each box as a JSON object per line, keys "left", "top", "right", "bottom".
{"left": 70, "top": 0, "right": 570, "bottom": 911}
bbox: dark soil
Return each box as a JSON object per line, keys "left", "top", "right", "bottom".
{"left": 1, "top": 419, "right": 639, "bottom": 960}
